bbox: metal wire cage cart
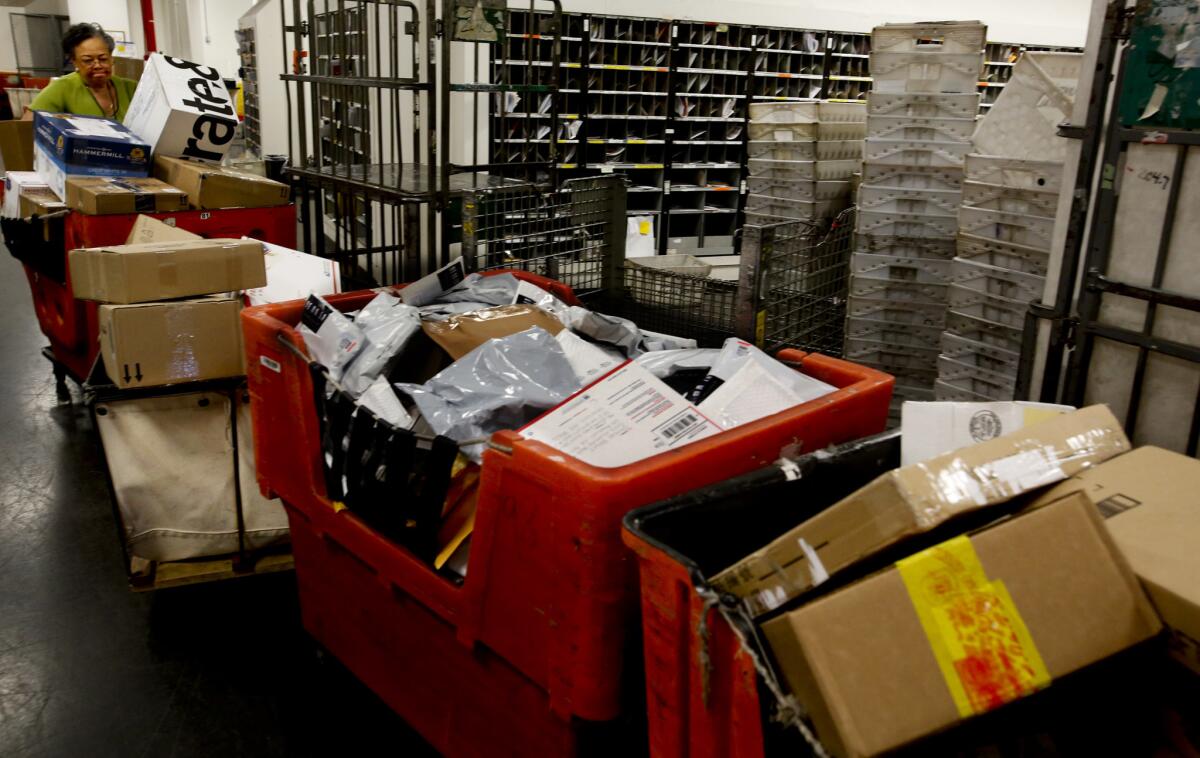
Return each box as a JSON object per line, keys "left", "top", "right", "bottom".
{"left": 460, "top": 174, "right": 627, "bottom": 301}
{"left": 280, "top": 0, "right": 565, "bottom": 287}
{"left": 740, "top": 208, "right": 855, "bottom": 357}
{"left": 598, "top": 209, "right": 855, "bottom": 351}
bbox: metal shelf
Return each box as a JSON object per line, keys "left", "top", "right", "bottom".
{"left": 590, "top": 63, "right": 669, "bottom": 72}
{"left": 591, "top": 37, "right": 671, "bottom": 47}
{"left": 591, "top": 89, "right": 669, "bottom": 96}
{"left": 281, "top": 73, "right": 428, "bottom": 90}
{"left": 586, "top": 162, "right": 666, "bottom": 169}
{"left": 677, "top": 42, "right": 752, "bottom": 52}
{"left": 511, "top": 33, "right": 581, "bottom": 41}
{"left": 677, "top": 67, "right": 749, "bottom": 76}
{"left": 288, "top": 164, "right": 525, "bottom": 202}
{"left": 588, "top": 114, "right": 668, "bottom": 120}
{"left": 754, "top": 71, "right": 822, "bottom": 80}
{"left": 758, "top": 48, "right": 825, "bottom": 57}
{"left": 499, "top": 60, "right": 582, "bottom": 68}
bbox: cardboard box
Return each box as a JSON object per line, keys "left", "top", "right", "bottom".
{"left": 0, "top": 119, "right": 33, "bottom": 172}
{"left": 712, "top": 405, "right": 1131, "bottom": 616}
{"left": 32, "top": 112, "right": 151, "bottom": 193}
{"left": 900, "top": 400, "right": 1075, "bottom": 465}
{"left": 99, "top": 296, "right": 246, "bottom": 389}
{"left": 1028, "top": 446, "right": 1200, "bottom": 675}
{"left": 35, "top": 141, "right": 152, "bottom": 201}
{"left": 69, "top": 238, "right": 266, "bottom": 303}
{"left": 154, "top": 155, "right": 290, "bottom": 210}
{"left": 2, "top": 171, "right": 46, "bottom": 218}
{"left": 124, "top": 214, "right": 201, "bottom": 245}
{"left": 762, "top": 491, "right": 1162, "bottom": 758}
{"left": 19, "top": 186, "right": 67, "bottom": 217}
{"left": 421, "top": 304, "right": 564, "bottom": 360}
{"left": 123, "top": 53, "right": 239, "bottom": 162}
{"left": 66, "top": 176, "right": 188, "bottom": 215}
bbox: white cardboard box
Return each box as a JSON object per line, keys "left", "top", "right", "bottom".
{"left": 244, "top": 238, "right": 342, "bottom": 306}
{"left": 123, "top": 53, "right": 239, "bottom": 162}
{"left": 33, "top": 143, "right": 69, "bottom": 199}
{"left": 2, "top": 171, "right": 46, "bottom": 218}
{"left": 900, "top": 400, "right": 1075, "bottom": 465}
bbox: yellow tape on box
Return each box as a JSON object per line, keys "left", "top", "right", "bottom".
{"left": 897, "top": 535, "right": 1051, "bottom": 717}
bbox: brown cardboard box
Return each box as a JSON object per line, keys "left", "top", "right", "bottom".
{"left": 762, "top": 491, "right": 1162, "bottom": 758}
{"left": 0, "top": 119, "right": 34, "bottom": 172}
{"left": 19, "top": 186, "right": 66, "bottom": 217}
{"left": 713, "top": 405, "right": 1131, "bottom": 616}
{"left": 66, "top": 177, "right": 188, "bottom": 215}
{"left": 1028, "top": 446, "right": 1200, "bottom": 674}
{"left": 69, "top": 238, "right": 266, "bottom": 303}
{"left": 99, "top": 297, "right": 245, "bottom": 389}
{"left": 124, "top": 214, "right": 201, "bottom": 245}
{"left": 421, "top": 304, "right": 565, "bottom": 360}
{"left": 153, "top": 155, "right": 290, "bottom": 209}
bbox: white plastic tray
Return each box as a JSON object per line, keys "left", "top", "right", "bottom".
{"left": 870, "top": 51, "right": 984, "bottom": 95}
{"left": 868, "top": 92, "right": 980, "bottom": 120}
{"left": 858, "top": 184, "right": 961, "bottom": 217}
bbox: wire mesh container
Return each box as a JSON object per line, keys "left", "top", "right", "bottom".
{"left": 748, "top": 208, "right": 857, "bottom": 357}
{"left": 613, "top": 265, "right": 739, "bottom": 346}
{"left": 462, "top": 175, "right": 626, "bottom": 300}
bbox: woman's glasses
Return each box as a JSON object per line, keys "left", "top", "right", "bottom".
{"left": 77, "top": 55, "right": 112, "bottom": 69}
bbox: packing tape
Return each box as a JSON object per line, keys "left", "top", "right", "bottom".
{"left": 797, "top": 538, "right": 828, "bottom": 586}
{"left": 896, "top": 535, "right": 1050, "bottom": 718}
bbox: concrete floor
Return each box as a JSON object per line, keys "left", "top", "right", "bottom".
{"left": 0, "top": 251, "right": 436, "bottom": 757}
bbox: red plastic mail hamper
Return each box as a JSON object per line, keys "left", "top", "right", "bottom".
{"left": 240, "top": 276, "right": 894, "bottom": 755}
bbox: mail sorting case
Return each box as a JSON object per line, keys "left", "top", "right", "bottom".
{"left": 621, "top": 432, "right": 901, "bottom": 758}
{"left": 240, "top": 276, "right": 893, "bottom": 752}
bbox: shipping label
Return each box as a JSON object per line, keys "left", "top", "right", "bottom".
{"left": 520, "top": 362, "right": 721, "bottom": 468}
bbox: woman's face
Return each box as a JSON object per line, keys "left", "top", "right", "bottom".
{"left": 73, "top": 36, "right": 112, "bottom": 87}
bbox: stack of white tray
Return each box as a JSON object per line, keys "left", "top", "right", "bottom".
{"left": 846, "top": 21, "right": 986, "bottom": 419}
{"left": 746, "top": 100, "right": 866, "bottom": 225}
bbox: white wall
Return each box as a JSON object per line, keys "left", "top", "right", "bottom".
{"left": 572, "top": 0, "right": 1091, "bottom": 47}
{"left": 125, "top": 0, "right": 144, "bottom": 52}
{"left": 152, "top": 0, "right": 191, "bottom": 59}
{"left": 186, "top": 0, "right": 254, "bottom": 79}
{"left": 0, "top": 0, "right": 70, "bottom": 72}
{"left": 65, "top": 0, "right": 131, "bottom": 41}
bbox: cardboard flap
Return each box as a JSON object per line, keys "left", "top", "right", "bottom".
{"left": 125, "top": 214, "right": 201, "bottom": 245}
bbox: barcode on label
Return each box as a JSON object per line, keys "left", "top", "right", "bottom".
{"left": 660, "top": 413, "right": 699, "bottom": 440}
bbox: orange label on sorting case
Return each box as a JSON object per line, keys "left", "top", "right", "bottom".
{"left": 897, "top": 536, "right": 1051, "bottom": 718}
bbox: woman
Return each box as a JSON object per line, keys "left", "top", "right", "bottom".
{"left": 24, "top": 23, "right": 138, "bottom": 121}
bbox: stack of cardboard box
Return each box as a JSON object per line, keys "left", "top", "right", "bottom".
{"left": 69, "top": 217, "right": 267, "bottom": 389}
{"left": 708, "top": 402, "right": 1200, "bottom": 757}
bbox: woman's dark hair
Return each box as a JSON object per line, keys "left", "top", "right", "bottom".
{"left": 62, "top": 23, "right": 115, "bottom": 59}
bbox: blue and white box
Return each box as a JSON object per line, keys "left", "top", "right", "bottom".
{"left": 33, "top": 112, "right": 151, "bottom": 199}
